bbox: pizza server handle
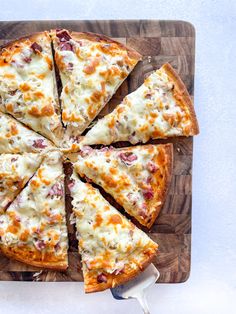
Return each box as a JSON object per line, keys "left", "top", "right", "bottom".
{"left": 111, "top": 263, "right": 160, "bottom": 314}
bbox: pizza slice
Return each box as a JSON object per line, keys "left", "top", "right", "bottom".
{"left": 0, "top": 153, "right": 43, "bottom": 213}
{"left": 70, "top": 144, "right": 173, "bottom": 228}
{"left": 0, "top": 151, "right": 68, "bottom": 269}
{"left": 68, "top": 170, "right": 158, "bottom": 293}
{"left": 0, "top": 112, "right": 54, "bottom": 153}
{"left": 0, "top": 32, "right": 63, "bottom": 145}
{"left": 51, "top": 29, "right": 141, "bottom": 146}
{"left": 80, "top": 63, "right": 199, "bottom": 147}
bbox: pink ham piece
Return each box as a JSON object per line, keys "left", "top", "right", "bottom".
{"left": 31, "top": 42, "right": 42, "bottom": 53}
{"left": 68, "top": 178, "right": 75, "bottom": 191}
{"left": 47, "top": 182, "right": 64, "bottom": 197}
{"left": 23, "top": 57, "right": 32, "bottom": 63}
{"left": 147, "top": 161, "right": 158, "bottom": 173}
{"left": 142, "top": 188, "right": 154, "bottom": 200}
{"left": 60, "top": 42, "right": 73, "bottom": 51}
{"left": 56, "top": 30, "right": 72, "bottom": 42}
{"left": 34, "top": 240, "right": 46, "bottom": 251}
{"left": 97, "top": 273, "right": 107, "bottom": 283}
{"left": 32, "top": 139, "right": 47, "bottom": 149}
{"left": 119, "top": 152, "right": 137, "bottom": 165}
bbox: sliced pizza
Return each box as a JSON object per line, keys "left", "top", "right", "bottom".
{"left": 0, "top": 151, "right": 68, "bottom": 269}
{"left": 51, "top": 29, "right": 141, "bottom": 146}
{"left": 80, "top": 63, "right": 199, "bottom": 147}
{"left": 0, "top": 112, "right": 54, "bottom": 153}
{"left": 0, "top": 32, "right": 63, "bottom": 145}
{"left": 68, "top": 170, "right": 158, "bottom": 293}
{"left": 70, "top": 144, "right": 173, "bottom": 228}
{"left": 0, "top": 153, "right": 42, "bottom": 213}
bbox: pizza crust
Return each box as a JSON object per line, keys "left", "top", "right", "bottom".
{"left": 161, "top": 63, "right": 199, "bottom": 135}
{"left": 0, "top": 244, "right": 68, "bottom": 270}
{"left": 84, "top": 251, "right": 157, "bottom": 293}
{"left": 70, "top": 31, "right": 142, "bottom": 61}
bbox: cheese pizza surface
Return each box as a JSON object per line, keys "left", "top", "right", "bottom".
{"left": 80, "top": 63, "right": 199, "bottom": 146}
{"left": 0, "top": 32, "right": 63, "bottom": 145}
{"left": 0, "top": 151, "right": 68, "bottom": 269}
{"left": 0, "top": 153, "right": 42, "bottom": 213}
{"left": 71, "top": 144, "right": 172, "bottom": 228}
{"left": 0, "top": 112, "right": 54, "bottom": 153}
{"left": 69, "top": 171, "right": 158, "bottom": 293}
{"left": 51, "top": 29, "right": 141, "bottom": 145}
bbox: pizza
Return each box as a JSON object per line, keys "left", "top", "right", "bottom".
{"left": 0, "top": 112, "right": 54, "bottom": 153}
{"left": 0, "top": 153, "right": 42, "bottom": 213}
{"left": 51, "top": 29, "right": 141, "bottom": 147}
{"left": 0, "top": 32, "right": 63, "bottom": 146}
{"left": 70, "top": 144, "right": 173, "bottom": 228}
{"left": 80, "top": 63, "right": 199, "bottom": 146}
{"left": 68, "top": 170, "right": 158, "bottom": 293}
{"left": 0, "top": 151, "right": 68, "bottom": 269}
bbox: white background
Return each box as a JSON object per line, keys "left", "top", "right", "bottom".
{"left": 0, "top": 0, "right": 236, "bottom": 313}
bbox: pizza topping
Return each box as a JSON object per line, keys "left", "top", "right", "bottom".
{"left": 47, "top": 182, "right": 64, "bottom": 198}
{"left": 68, "top": 178, "right": 75, "bottom": 191}
{"left": 31, "top": 42, "right": 43, "bottom": 53}
{"left": 79, "top": 146, "right": 93, "bottom": 157}
{"left": 119, "top": 152, "right": 137, "bottom": 165}
{"left": 23, "top": 56, "right": 32, "bottom": 63}
{"left": 56, "top": 30, "right": 72, "bottom": 42}
{"left": 32, "top": 139, "right": 47, "bottom": 149}
{"left": 34, "top": 240, "right": 46, "bottom": 251}
{"left": 97, "top": 273, "right": 108, "bottom": 283}
{"left": 60, "top": 42, "right": 74, "bottom": 52}
{"left": 147, "top": 161, "right": 158, "bottom": 173}
{"left": 142, "top": 188, "right": 154, "bottom": 200}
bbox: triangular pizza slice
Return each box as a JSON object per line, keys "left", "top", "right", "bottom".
{"left": 0, "top": 153, "right": 43, "bottom": 213}
{"left": 0, "top": 32, "right": 63, "bottom": 145}
{"left": 0, "top": 112, "right": 54, "bottom": 153}
{"left": 68, "top": 170, "right": 158, "bottom": 293}
{"left": 51, "top": 29, "right": 141, "bottom": 146}
{"left": 0, "top": 151, "right": 68, "bottom": 269}
{"left": 71, "top": 144, "right": 173, "bottom": 228}
{"left": 80, "top": 63, "right": 199, "bottom": 147}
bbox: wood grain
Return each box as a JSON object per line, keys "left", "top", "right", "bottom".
{"left": 0, "top": 20, "right": 195, "bottom": 284}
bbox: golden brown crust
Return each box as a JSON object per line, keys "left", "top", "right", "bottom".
{"left": 161, "top": 63, "right": 199, "bottom": 135}
{"left": 70, "top": 31, "right": 142, "bottom": 61}
{"left": 0, "top": 244, "right": 68, "bottom": 270}
{"left": 146, "top": 143, "right": 173, "bottom": 228}
{"left": 84, "top": 250, "right": 157, "bottom": 293}
{"left": 0, "top": 31, "right": 49, "bottom": 51}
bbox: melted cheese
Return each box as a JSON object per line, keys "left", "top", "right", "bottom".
{"left": 52, "top": 32, "right": 140, "bottom": 142}
{"left": 0, "top": 151, "right": 68, "bottom": 262}
{"left": 73, "top": 145, "right": 167, "bottom": 226}
{"left": 0, "top": 112, "right": 54, "bottom": 153}
{"left": 0, "top": 153, "right": 42, "bottom": 212}
{"left": 70, "top": 171, "right": 157, "bottom": 274}
{"left": 81, "top": 66, "right": 194, "bottom": 146}
{"left": 0, "top": 32, "right": 63, "bottom": 145}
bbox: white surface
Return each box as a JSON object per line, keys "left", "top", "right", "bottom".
{"left": 0, "top": 0, "right": 236, "bottom": 313}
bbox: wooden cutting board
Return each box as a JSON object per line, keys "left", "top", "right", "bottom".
{"left": 0, "top": 20, "right": 195, "bottom": 283}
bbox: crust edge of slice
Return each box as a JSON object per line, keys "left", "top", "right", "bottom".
{"left": 161, "top": 63, "right": 199, "bottom": 136}
{"left": 145, "top": 143, "right": 173, "bottom": 228}
{"left": 84, "top": 247, "right": 157, "bottom": 293}
{"left": 0, "top": 245, "right": 68, "bottom": 270}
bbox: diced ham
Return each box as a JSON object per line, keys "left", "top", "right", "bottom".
{"left": 47, "top": 182, "right": 64, "bottom": 197}
{"left": 142, "top": 188, "right": 154, "bottom": 200}
{"left": 23, "top": 57, "right": 32, "bottom": 63}
{"left": 56, "top": 30, "right": 72, "bottom": 42}
{"left": 54, "top": 242, "right": 61, "bottom": 252}
{"left": 34, "top": 240, "right": 46, "bottom": 251}
{"left": 31, "top": 42, "right": 43, "bottom": 53}
{"left": 147, "top": 161, "right": 158, "bottom": 173}
{"left": 100, "top": 146, "right": 114, "bottom": 152}
{"left": 60, "top": 42, "right": 74, "bottom": 51}
{"left": 119, "top": 152, "right": 137, "bottom": 165}
{"left": 97, "top": 273, "right": 107, "bottom": 283}
{"left": 32, "top": 139, "right": 47, "bottom": 149}
{"left": 68, "top": 178, "right": 75, "bottom": 191}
